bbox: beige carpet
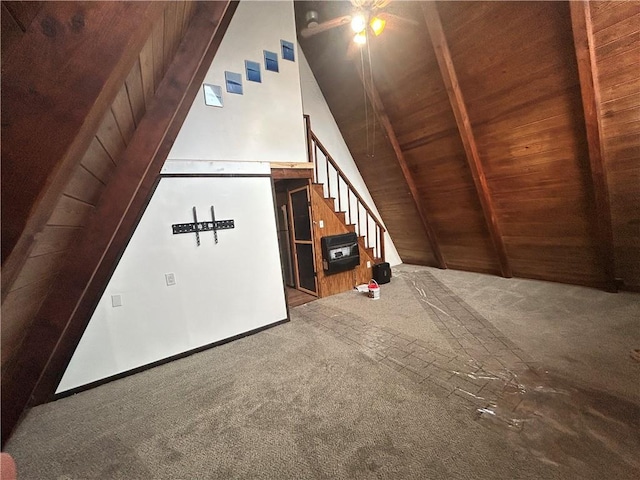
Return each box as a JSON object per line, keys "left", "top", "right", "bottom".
{"left": 5, "top": 266, "right": 639, "bottom": 479}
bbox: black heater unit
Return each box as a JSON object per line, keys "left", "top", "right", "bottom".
{"left": 321, "top": 232, "right": 360, "bottom": 275}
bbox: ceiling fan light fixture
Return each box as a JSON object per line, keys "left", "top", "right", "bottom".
{"left": 353, "top": 31, "right": 367, "bottom": 45}
{"left": 370, "top": 16, "right": 386, "bottom": 36}
{"left": 305, "top": 10, "right": 319, "bottom": 29}
{"left": 351, "top": 13, "right": 367, "bottom": 33}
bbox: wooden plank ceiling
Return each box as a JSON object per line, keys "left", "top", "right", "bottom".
{"left": 1, "top": 0, "right": 237, "bottom": 445}
{"left": 296, "top": 0, "right": 639, "bottom": 291}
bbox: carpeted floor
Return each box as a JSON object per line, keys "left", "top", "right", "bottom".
{"left": 5, "top": 266, "right": 640, "bottom": 479}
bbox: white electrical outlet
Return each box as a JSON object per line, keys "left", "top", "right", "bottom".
{"left": 367, "top": 261, "right": 371, "bottom": 268}
{"left": 111, "top": 294, "right": 122, "bottom": 307}
{"left": 165, "top": 273, "right": 176, "bottom": 286}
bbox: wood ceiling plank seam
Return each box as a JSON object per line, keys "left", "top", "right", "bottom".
{"left": 594, "top": 49, "right": 640, "bottom": 81}
{"left": 62, "top": 164, "right": 106, "bottom": 208}
{"left": 95, "top": 109, "right": 127, "bottom": 163}
{"left": 109, "top": 105, "right": 131, "bottom": 148}
{"left": 595, "top": 30, "right": 639, "bottom": 59}
{"left": 422, "top": 1, "right": 511, "bottom": 279}
{"left": 570, "top": 0, "right": 618, "bottom": 292}
{"left": 354, "top": 60, "right": 447, "bottom": 270}
{"left": 182, "top": 1, "right": 194, "bottom": 33}
{"left": 592, "top": 3, "right": 638, "bottom": 33}
{"left": 461, "top": 65, "right": 581, "bottom": 122}
{"left": 592, "top": 11, "right": 640, "bottom": 46}
{"left": 601, "top": 90, "right": 640, "bottom": 110}
{"left": 175, "top": 0, "right": 186, "bottom": 42}
{"left": 590, "top": 1, "right": 628, "bottom": 17}
{"left": 110, "top": 83, "right": 136, "bottom": 145}
{"left": 0, "top": 1, "right": 166, "bottom": 305}
{"left": 2, "top": 1, "right": 42, "bottom": 32}
{"left": 152, "top": 10, "right": 166, "bottom": 89}
{"left": 46, "top": 196, "right": 95, "bottom": 228}
{"left": 8, "top": 252, "right": 67, "bottom": 293}
{"left": 1, "top": 3, "right": 23, "bottom": 56}
{"left": 124, "top": 59, "right": 147, "bottom": 127}
{"left": 139, "top": 35, "right": 156, "bottom": 111}
{"left": 58, "top": 191, "right": 100, "bottom": 209}
{"left": 78, "top": 163, "right": 107, "bottom": 188}
{"left": 30, "top": 226, "right": 84, "bottom": 258}
{"left": 93, "top": 136, "right": 118, "bottom": 169}
{"left": 0, "top": 1, "right": 239, "bottom": 447}
{"left": 163, "top": 1, "right": 179, "bottom": 75}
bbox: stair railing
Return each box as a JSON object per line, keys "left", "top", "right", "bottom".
{"left": 304, "top": 115, "right": 385, "bottom": 262}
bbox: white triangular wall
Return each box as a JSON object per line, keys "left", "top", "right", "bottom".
{"left": 57, "top": 0, "right": 400, "bottom": 393}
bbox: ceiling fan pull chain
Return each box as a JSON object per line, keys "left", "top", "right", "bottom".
{"left": 360, "top": 46, "right": 371, "bottom": 159}
{"left": 367, "top": 38, "right": 376, "bottom": 157}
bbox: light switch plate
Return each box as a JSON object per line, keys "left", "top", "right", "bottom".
{"left": 165, "top": 273, "right": 176, "bottom": 286}
{"left": 111, "top": 294, "right": 122, "bottom": 307}
{"left": 319, "top": 220, "right": 324, "bottom": 228}
{"left": 366, "top": 261, "right": 371, "bottom": 268}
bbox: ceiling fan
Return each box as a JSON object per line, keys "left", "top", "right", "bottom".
{"left": 300, "top": 0, "right": 414, "bottom": 44}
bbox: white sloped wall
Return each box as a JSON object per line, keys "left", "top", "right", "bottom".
{"left": 298, "top": 49, "right": 402, "bottom": 266}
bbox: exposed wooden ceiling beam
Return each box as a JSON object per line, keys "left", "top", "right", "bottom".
{"left": 0, "top": 1, "right": 239, "bottom": 446}
{"left": 569, "top": 1, "right": 617, "bottom": 292}
{"left": 354, "top": 60, "right": 447, "bottom": 269}
{"left": 1, "top": 1, "right": 167, "bottom": 301}
{"left": 421, "top": 1, "right": 512, "bottom": 278}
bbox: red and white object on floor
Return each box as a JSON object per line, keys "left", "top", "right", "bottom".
{"left": 368, "top": 279, "right": 380, "bottom": 300}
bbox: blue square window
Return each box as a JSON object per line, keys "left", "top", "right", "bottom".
{"left": 281, "top": 40, "right": 295, "bottom": 62}
{"left": 264, "top": 50, "right": 279, "bottom": 73}
{"left": 245, "top": 60, "right": 261, "bottom": 83}
{"left": 203, "top": 84, "right": 223, "bottom": 107}
{"left": 225, "top": 71, "right": 243, "bottom": 95}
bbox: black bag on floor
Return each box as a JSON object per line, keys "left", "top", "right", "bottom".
{"left": 372, "top": 262, "right": 391, "bottom": 284}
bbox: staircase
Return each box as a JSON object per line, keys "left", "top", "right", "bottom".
{"left": 305, "top": 115, "right": 385, "bottom": 263}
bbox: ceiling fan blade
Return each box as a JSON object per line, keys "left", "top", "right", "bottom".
{"left": 379, "top": 12, "right": 420, "bottom": 28}
{"left": 300, "top": 15, "right": 352, "bottom": 38}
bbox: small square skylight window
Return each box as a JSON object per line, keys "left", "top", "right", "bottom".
{"left": 281, "top": 40, "right": 295, "bottom": 62}
{"left": 264, "top": 50, "right": 279, "bottom": 73}
{"left": 203, "top": 84, "right": 223, "bottom": 107}
{"left": 245, "top": 60, "right": 261, "bottom": 83}
{"left": 225, "top": 71, "right": 243, "bottom": 95}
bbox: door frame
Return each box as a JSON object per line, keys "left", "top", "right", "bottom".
{"left": 288, "top": 184, "right": 318, "bottom": 296}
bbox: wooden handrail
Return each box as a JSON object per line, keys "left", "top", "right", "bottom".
{"left": 305, "top": 118, "right": 386, "bottom": 261}
{"left": 310, "top": 132, "right": 385, "bottom": 233}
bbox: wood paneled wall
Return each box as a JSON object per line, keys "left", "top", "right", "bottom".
{"left": 1, "top": 1, "right": 197, "bottom": 376}
{"left": 310, "top": 185, "right": 374, "bottom": 297}
{"left": 591, "top": 1, "right": 640, "bottom": 289}
{"left": 298, "top": 0, "right": 639, "bottom": 290}
{"left": 371, "top": 3, "right": 500, "bottom": 275}
{"left": 302, "top": 29, "right": 438, "bottom": 267}
{"left": 2, "top": 1, "right": 237, "bottom": 445}
{"left": 438, "top": 1, "right": 604, "bottom": 287}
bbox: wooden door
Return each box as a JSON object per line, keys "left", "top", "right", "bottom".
{"left": 288, "top": 185, "right": 317, "bottom": 295}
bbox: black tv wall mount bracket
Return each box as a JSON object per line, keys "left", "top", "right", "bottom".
{"left": 172, "top": 206, "right": 235, "bottom": 246}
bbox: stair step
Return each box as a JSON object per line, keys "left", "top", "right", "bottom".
{"left": 313, "top": 179, "right": 381, "bottom": 263}
{"left": 324, "top": 200, "right": 338, "bottom": 213}
{"left": 312, "top": 183, "right": 324, "bottom": 196}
